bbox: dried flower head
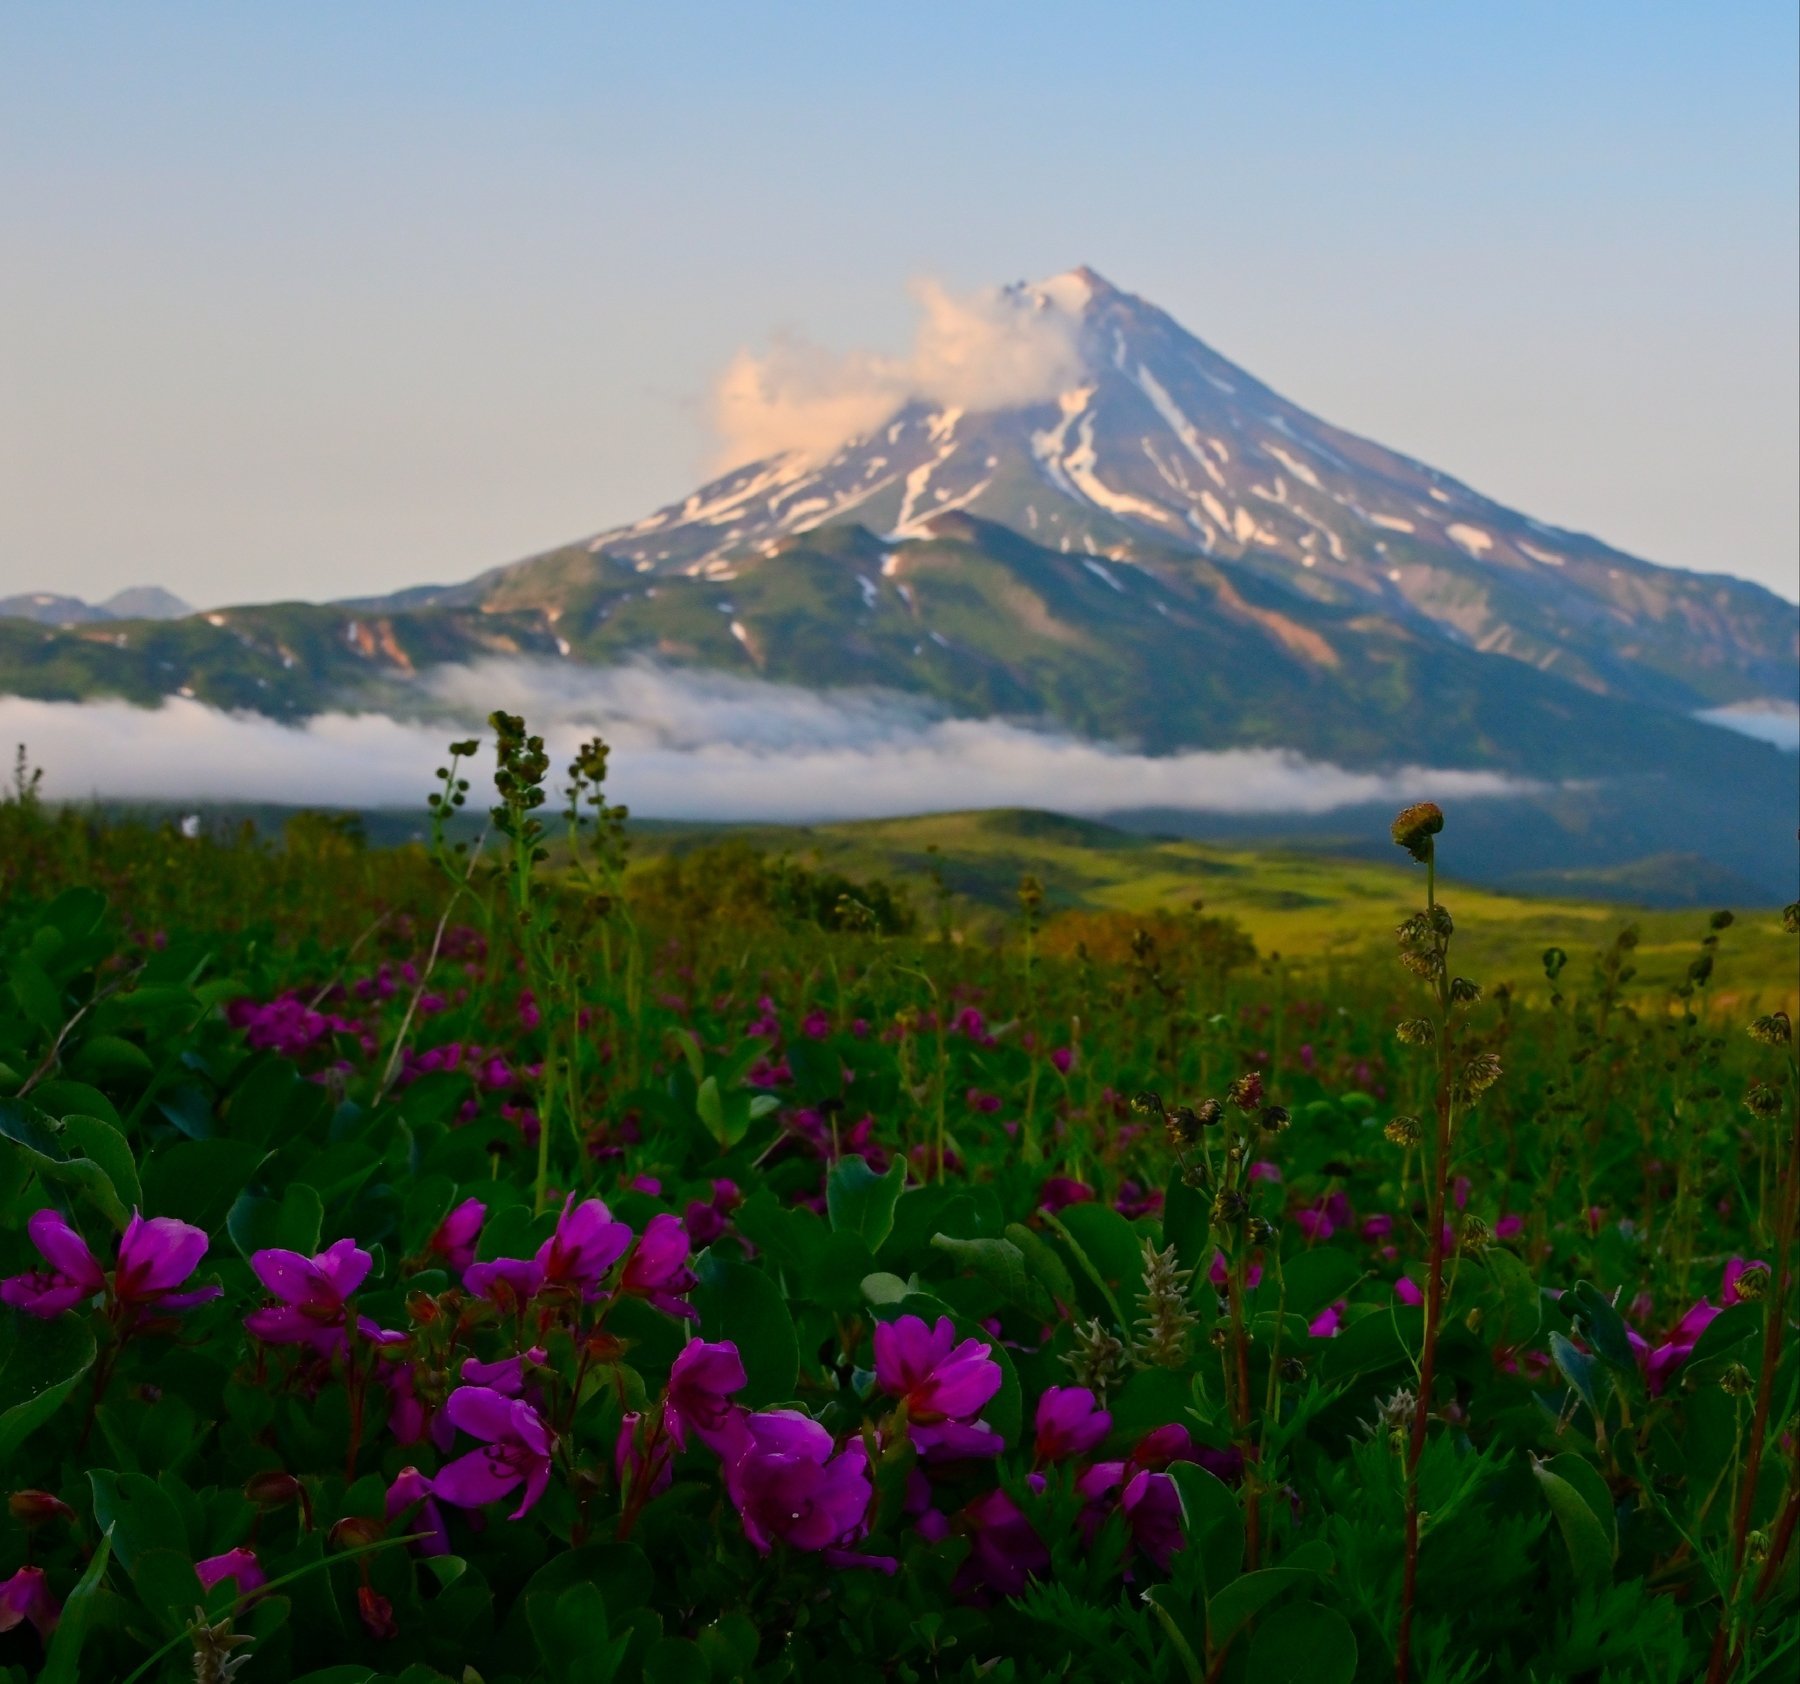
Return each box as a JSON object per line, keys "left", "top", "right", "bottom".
{"left": 1166, "top": 1106, "right": 1203, "bottom": 1148}
{"left": 1385, "top": 1115, "right": 1423, "bottom": 1147}
{"left": 1449, "top": 976, "right": 1483, "bottom": 1007}
{"left": 1396, "top": 1019, "right": 1434, "bottom": 1047}
{"left": 1391, "top": 802, "right": 1445, "bottom": 862}
{"left": 1225, "top": 1073, "right": 1264, "bottom": 1114}
{"left": 1278, "top": 1355, "right": 1307, "bottom": 1385}
{"left": 1459, "top": 1052, "right": 1503, "bottom": 1100}
{"left": 1710, "top": 909, "right": 1735, "bottom": 931}
{"left": 1720, "top": 1362, "right": 1754, "bottom": 1397}
{"left": 1191, "top": 1098, "right": 1224, "bottom": 1130}
{"left": 1748, "top": 1012, "right": 1792, "bottom": 1047}
{"left": 1259, "top": 1105, "right": 1291, "bottom": 1135}
{"left": 1542, "top": 946, "right": 1568, "bottom": 980}
{"left": 1457, "top": 1216, "right": 1493, "bottom": 1255}
{"left": 1783, "top": 902, "right": 1800, "bottom": 935}
{"left": 1210, "top": 1188, "right": 1249, "bottom": 1228}
{"left": 1731, "top": 1262, "right": 1771, "bottom": 1302}
{"left": 1744, "top": 1082, "right": 1784, "bottom": 1120}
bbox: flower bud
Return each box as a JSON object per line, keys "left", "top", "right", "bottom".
{"left": 405, "top": 1291, "right": 441, "bottom": 1326}
{"left": 1278, "top": 1356, "right": 1306, "bottom": 1385}
{"left": 243, "top": 1470, "right": 303, "bottom": 1509}
{"left": 1457, "top": 1216, "right": 1493, "bottom": 1255}
{"left": 1396, "top": 1019, "right": 1433, "bottom": 1046}
{"left": 1748, "top": 1012, "right": 1791, "bottom": 1047}
{"left": 1225, "top": 1073, "right": 1263, "bottom": 1114}
{"left": 1732, "top": 1263, "right": 1771, "bottom": 1302}
{"left": 1449, "top": 977, "right": 1482, "bottom": 1006}
{"left": 1385, "top": 1115, "right": 1423, "bottom": 1147}
{"left": 1390, "top": 802, "right": 1444, "bottom": 862}
{"left": 328, "top": 1515, "right": 385, "bottom": 1552}
{"left": 1720, "top": 1363, "right": 1754, "bottom": 1397}
{"left": 1210, "top": 1188, "right": 1249, "bottom": 1228}
{"left": 1259, "top": 1105, "right": 1291, "bottom": 1135}
{"left": 358, "top": 1585, "right": 399, "bottom": 1641}
{"left": 8, "top": 1489, "right": 74, "bottom": 1528}
{"left": 1191, "top": 1098, "right": 1223, "bottom": 1129}
{"left": 1744, "top": 1082, "right": 1784, "bottom": 1120}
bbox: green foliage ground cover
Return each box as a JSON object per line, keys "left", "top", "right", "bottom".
{"left": 0, "top": 736, "right": 1795, "bottom": 1684}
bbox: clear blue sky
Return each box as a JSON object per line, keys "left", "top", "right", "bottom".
{"left": 2, "top": 1, "right": 1795, "bottom": 605}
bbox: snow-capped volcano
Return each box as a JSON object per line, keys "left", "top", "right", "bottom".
{"left": 466, "top": 266, "right": 1790, "bottom": 713}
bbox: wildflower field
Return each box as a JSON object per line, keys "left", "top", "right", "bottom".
{"left": 0, "top": 727, "right": 1796, "bottom": 1684}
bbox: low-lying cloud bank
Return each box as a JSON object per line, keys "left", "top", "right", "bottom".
{"left": 2, "top": 660, "right": 1529, "bottom": 822}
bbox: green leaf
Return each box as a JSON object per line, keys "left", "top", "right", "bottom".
{"left": 59, "top": 1114, "right": 142, "bottom": 1211}
{"left": 1160, "top": 1168, "right": 1211, "bottom": 1277}
{"left": 1479, "top": 1247, "right": 1544, "bottom": 1347}
{"left": 1004, "top": 1220, "right": 1077, "bottom": 1313}
{"left": 862, "top": 1272, "right": 912, "bottom": 1305}
{"left": 1055, "top": 1202, "right": 1146, "bottom": 1320}
{"left": 1245, "top": 1602, "right": 1357, "bottom": 1684}
{"left": 1532, "top": 1458, "right": 1614, "bottom": 1590}
{"left": 88, "top": 1469, "right": 189, "bottom": 1576}
{"left": 644, "top": 1634, "right": 711, "bottom": 1684}
{"left": 695, "top": 1076, "right": 728, "bottom": 1147}
{"left": 1549, "top": 1331, "right": 1604, "bottom": 1420}
{"left": 827, "top": 1155, "right": 907, "bottom": 1252}
{"left": 1207, "top": 1564, "right": 1325, "bottom": 1650}
{"left": 0, "top": 1309, "right": 98, "bottom": 1462}
{"left": 141, "top": 1139, "right": 268, "bottom": 1232}
{"left": 1686, "top": 1302, "right": 1762, "bottom": 1370}
{"left": 694, "top": 1254, "right": 800, "bottom": 1406}
{"left": 228, "top": 1181, "right": 326, "bottom": 1261}
{"left": 1168, "top": 1461, "right": 1243, "bottom": 1596}
{"left": 1542, "top": 1452, "right": 1617, "bottom": 1558}
{"left": 38, "top": 1525, "right": 112, "bottom": 1684}
{"left": 929, "top": 1233, "right": 1053, "bottom": 1319}
{"left": 1261, "top": 1247, "right": 1362, "bottom": 1317}
{"left": 70, "top": 1034, "right": 155, "bottom": 1082}
{"left": 1560, "top": 1281, "right": 1638, "bottom": 1375}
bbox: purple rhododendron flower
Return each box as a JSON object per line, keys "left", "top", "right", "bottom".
{"left": 1034, "top": 1386, "right": 1111, "bottom": 1462}
{"left": 2, "top": 1208, "right": 218, "bottom": 1319}
{"left": 874, "top": 1315, "right": 1002, "bottom": 1425}
{"left": 385, "top": 1466, "right": 450, "bottom": 1556}
{"left": 114, "top": 1212, "right": 219, "bottom": 1310}
{"left": 195, "top": 1547, "right": 265, "bottom": 1596}
{"left": 1, "top": 1210, "right": 106, "bottom": 1317}
{"left": 619, "top": 1213, "right": 699, "bottom": 1319}
{"left": 0, "top": 1565, "right": 59, "bottom": 1641}
{"left": 428, "top": 1199, "right": 486, "bottom": 1272}
{"left": 432, "top": 1386, "right": 557, "bottom": 1519}
{"left": 245, "top": 1238, "right": 376, "bottom": 1352}
{"left": 910, "top": 1419, "right": 1006, "bottom": 1462}
{"left": 723, "top": 1410, "right": 872, "bottom": 1553}
{"left": 536, "top": 1195, "right": 634, "bottom": 1299}
{"left": 664, "top": 1339, "right": 747, "bottom": 1452}
{"left": 1120, "top": 1470, "right": 1183, "bottom": 1568}
{"left": 460, "top": 1346, "right": 546, "bottom": 1396}
{"left": 461, "top": 1255, "right": 543, "bottom": 1307}
{"left": 948, "top": 1488, "right": 1050, "bottom": 1599}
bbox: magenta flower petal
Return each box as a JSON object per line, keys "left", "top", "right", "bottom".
{"left": 26, "top": 1210, "right": 104, "bottom": 1290}
{"left": 665, "top": 1339, "right": 748, "bottom": 1451}
{"left": 431, "top": 1447, "right": 524, "bottom": 1509}
{"left": 116, "top": 1214, "right": 210, "bottom": 1301}
{"left": 0, "top": 1564, "right": 60, "bottom": 1640}
{"left": 194, "top": 1547, "right": 264, "bottom": 1595}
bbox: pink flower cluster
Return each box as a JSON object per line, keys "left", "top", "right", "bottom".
{"left": 1, "top": 1209, "right": 219, "bottom": 1319}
